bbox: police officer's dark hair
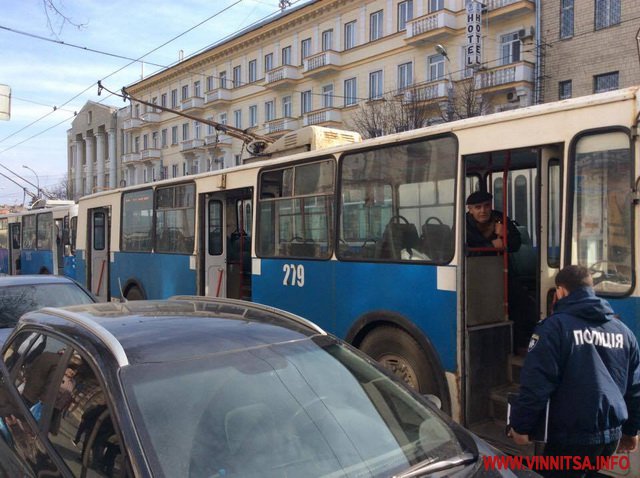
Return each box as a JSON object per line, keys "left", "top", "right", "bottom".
{"left": 555, "top": 265, "right": 593, "bottom": 292}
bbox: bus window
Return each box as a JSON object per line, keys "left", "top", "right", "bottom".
{"left": 36, "top": 213, "right": 53, "bottom": 250}
{"left": 257, "top": 159, "right": 335, "bottom": 259}
{"left": 572, "top": 131, "right": 633, "bottom": 295}
{"left": 339, "top": 137, "right": 457, "bottom": 263}
{"left": 93, "top": 212, "right": 106, "bottom": 251}
{"left": 547, "top": 159, "right": 561, "bottom": 267}
{"left": 208, "top": 201, "right": 223, "bottom": 255}
{"left": 22, "top": 214, "right": 36, "bottom": 250}
{"left": 70, "top": 216, "right": 77, "bottom": 254}
{"left": 0, "top": 219, "right": 7, "bottom": 250}
{"left": 122, "top": 189, "right": 153, "bottom": 252}
{"left": 155, "top": 184, "right": 195, "bottom": 254}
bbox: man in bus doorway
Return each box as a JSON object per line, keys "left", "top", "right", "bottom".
{"left": 508, "top": 265, "right": 640, "bottom": 477}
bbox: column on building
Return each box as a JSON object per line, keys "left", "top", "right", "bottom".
{"left": 85, "top": 135, "right": 95, "bottom": 194}
{"left": 108, "top": 128, "right": 117, "bottom": 189}
{"left": 73, "top": 140, "right": 83, "bottom": 200}
{"left": 95, "top": 131, "right": 106, "bottom": 191}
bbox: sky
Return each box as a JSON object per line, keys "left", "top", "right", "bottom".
{"left": 0, "top": 0, "right": 309, "bottom": 206}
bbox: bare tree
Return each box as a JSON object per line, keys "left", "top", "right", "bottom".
{"left": 41, "top": 0, "right": 86, "bottom": 36}
{"left": 47, "top": 174, "right": 71, "bottom": 200}
{"left": 442, "top": 77, "right": 491, "bottom": 122}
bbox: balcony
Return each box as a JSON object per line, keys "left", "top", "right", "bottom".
{"left": 303, "top": 108, "right": 342, "bottom": 126}
{"left": 405, "top": 10, "right": 457, "bottom": 45}
{"left": 303, "top": 51, "right": 341, "bottom": 76}
{"left": 403, "top": 80, "right": 449, "bottom": 103}
{"left": 474, "top": 61, "right": 534, "bottom": 93}
{"left": 123, "top": 117, "right": 142, "bottom": 130}
{"left": 265, "top": 65, "right": 302, "bottom": 88}
{"left": 205, "top": 132, "right": 232, "bottom": 146}
{"left": 140, "top": 111, "right": 161, "bottom": 123}
{"left": 205, "top": 88, "right": 232, "bottom": 104}
{"left": 140, "top": 148, "right": 161, "bottom": 160}
{"left": 265, "top": 117, "right": 299, "bottom": 135}
{"left": 122, "top": 152, "right": 141, "bottom": 164}
{"left": 180, "top": 139, "right": 205, "bottom": 152}
{"left": 181, "top": 96, "right": 205, "bottom": 111}
{"left": 485, "top": 0, "right": 535, "bottom": 21}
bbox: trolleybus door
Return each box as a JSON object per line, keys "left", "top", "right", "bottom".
{"left": 88, "top": 208, "right": 109, "bottom": 301}
{"left": 205, "top": 197, "right": 227, "bottom": 298}
{"left": 9, "top": 222, "right": 21, "bottom": 274}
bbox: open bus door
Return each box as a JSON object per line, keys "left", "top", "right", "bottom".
{"left": 9, "top": 222, "right": 21, "bottom": 275}
{"left": 203, "top": 188, "right": 252, "bottom": 299}
{"left": 463, "top": 145, "right": 561, "bottom": 454}
{"left": 88, "top": 208, "right": 109, "bottom": 301}
{"left": 54, "top": 218, "right": 64, "bottom": 276}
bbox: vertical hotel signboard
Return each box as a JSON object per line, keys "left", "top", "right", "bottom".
{"left": 466, "top": 1, "right": 482, "bottom": 69}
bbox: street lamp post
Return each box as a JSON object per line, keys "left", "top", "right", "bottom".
{"left": 435, "top": 44, "right": 455, "bottom": 121}
{"left": 22, "top": 165, "right": 40, "bottom": 199}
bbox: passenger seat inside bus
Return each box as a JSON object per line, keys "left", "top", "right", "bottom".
{"left": 421, "top": 219, "right": 453, "bottom": 263}
{"left": 376, "top": 218, "right": 421, "bottom": 260}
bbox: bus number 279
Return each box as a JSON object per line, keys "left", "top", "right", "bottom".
{"left": 283, "top": 264, "right": 305, "bottom": 287}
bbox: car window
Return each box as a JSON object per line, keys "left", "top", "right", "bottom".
{"left": 46, "top": 349, "right": 129, "bottom": 478}
{"left": 0, "top": 283, "right": 95, "bottom": 329}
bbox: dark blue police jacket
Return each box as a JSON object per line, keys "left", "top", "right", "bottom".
{"left": 511, "top": 287, "right": 640, "bottom": 445}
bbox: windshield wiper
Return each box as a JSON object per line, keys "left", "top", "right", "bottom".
{"left": 392, "top": 452, "right": 477, "bottom": 478}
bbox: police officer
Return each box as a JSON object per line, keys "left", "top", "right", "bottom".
{"left": 508, "top": 265, "right": 640, "bottom": 477}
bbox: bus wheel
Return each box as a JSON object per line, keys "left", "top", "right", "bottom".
{"left": 360, "top": 325, "right": 438, "bottom": 395}
{"left": 125, "top": 286, "right": 145, "bottom": 301}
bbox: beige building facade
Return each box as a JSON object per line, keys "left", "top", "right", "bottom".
{"left": 71, "top": 0, "right": 537, "bottom": 189}
{"left": 541, "top": 0, "right": 640, "bottom": 102}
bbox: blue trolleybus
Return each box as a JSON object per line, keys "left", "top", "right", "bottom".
{"left": 74, "top": 88, "right": 639, "bottom": 468}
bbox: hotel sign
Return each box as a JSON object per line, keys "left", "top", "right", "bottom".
{"left": 466, "top": 1, "right": 482, "bottom": 68}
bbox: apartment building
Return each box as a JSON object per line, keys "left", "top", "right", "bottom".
{"left": 541, "top": 0, "right": 640, "bottom": 102}
{"left": 67, "top": 102, "right": 121, "bottom": 199}
{"left": 70, "top": 0, "right": 536, "bottom": 190}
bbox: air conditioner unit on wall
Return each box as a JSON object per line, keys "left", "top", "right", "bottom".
{"left": 518, "top": 26, "right": 535, "bottom": 41}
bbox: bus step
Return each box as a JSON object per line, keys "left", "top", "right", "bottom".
{"left": 509, "top": 353, "right": 525, "bottom": 383}
{"left": 490, "top": 383, "right": 520, "bottom": 423}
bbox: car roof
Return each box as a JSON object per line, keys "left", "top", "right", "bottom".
{"left": 18, "top": 297, "right": 326, "bottom": 367}
{"left": 0, "top": 275, "right": 79, "bottom": 286}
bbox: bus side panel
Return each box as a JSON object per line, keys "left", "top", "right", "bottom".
{"left": 609, "top": 297, "right": 640, "bottom": 338}
{"left": 76, "top": 250, "right": 87, "bottom": 289}
{"left": 0, "top": 249, "right": 8, "bottom": 274}
{"left": 20, "top": 251, "right": 54, "bottom": 274}
{"left": 253, "top": 259, "right": 457, "bottom": 373}
{"left": 334, "top": 262, "right": 457, "bottom": 373}
{"left": 63, "top": 255, "right": 77, "bottom": 280}
{"left": 252, "top": 259, "right": 336, "bottom": 333}
{"left": 109, "top": 252, "right": 196, "bottom": 299}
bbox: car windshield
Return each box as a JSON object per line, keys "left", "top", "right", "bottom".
{"left": 122, "top": 336, "right": 465, "bottom": 478}
{"left": 0, "top": 283, "right": 94, "bottom": 328}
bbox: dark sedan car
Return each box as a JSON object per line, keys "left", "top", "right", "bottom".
{"left": 0, "top": 275, "right": 96, "bottom": 344}
{"left": 0, "top": 297, "right": 538, "bottom": 478}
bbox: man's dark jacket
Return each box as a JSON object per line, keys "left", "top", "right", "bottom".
{"left": 511, "top": 287, "right": 640, "bottom": 445}
{"left": 466, "top": 211, "right": 521, "bottom": 253}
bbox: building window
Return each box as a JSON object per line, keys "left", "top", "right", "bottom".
{"left": 206, "top": 75, "right": 214, "bottom": 91}
{"left": 560, "top": 0, "right": 574, "bottom": 39}
{"left": 344, "top": 78, "right": 357, "bottom": 106}
{"left": 182, "top": 123, "right": 189, "bottom": 141}
{"left": 249, "top": 105, "right": 258, "bottom": 127}
{"left": 152, "top": 131, "right": 158, "bottom": 148}
{"left": 207, "top": 116, "right": 214, "bottom": 135}
{"left": 161, "top": 93, "right": 167, "bottom": 107}
{"left": 559, "top": 80, "right": 572, "bottom": 99}
{"left": 595, "top": 0, "right": 621, "bottom": 30}
{"left": 322, "top": 30, "right": 333, "bottom": 51}
{"left": 301, "top": 90, "right": 312, "bottom": 114}
{"left": 194, "top": 81, "right": 201, "bottom": 97}
{"left": 398, "top": 62, "right": 413, "bottom": 90}
{"left": 219, "top": 112, "right": 227, "bottom": 125}
{"left": 370, "top": 10, "right": 383, "bottom": 41}
{"left": 282, "top": 46, "right": 292, "bottom": 65}
{"left": 265, "top": 53, "right": 273, "bottom": 72}
{"left": 429, "top": 0, "right": 444, "bottom": 12}
{"left": 594, "top": 72, "right": 619, "bottom": 93}
{"left": 265, "top": 101, "right": 275, "bottom": 122}
{"left": 322, "top": 84, "right": 334, "bottom": 108}
{"left": 171, "top": 126, "right": 178, "bottom": 145}
{"left": 428, "top": 54, "right": 445, "bottom": 81}
{"left": 235, "top": 154, "right": 242, "bottom": 166}
{"left": 162, "top": 166, "right": 168, "bottom": 179}
{"left": 219, "top": 71, "right": 227, "bottom": 89}
{"left": 398, "top": 0, "right": 413, "bottom": 31}
{"left": 500, "top": 32, "right": 521, "bottom": 65}
{"left": 301, "top": 38, "right": 312, "bottom": 60}
{"left": 172, "top": 164, "right": 178, "bottom": 178}
{"left": 161, "top": 129, "right": 167, "bottom": 147}
{"left": 194, "top": 121, "right": 201, "bottom": 139}
{"left": 233, "top": 66, "right": 242, "bottom": 88}
{"left": 171, "top": 89, "right": 178, "bottom": 108}
{"left": 234, "top": 109, "right": 242, "bottom": 128}
{"left": 282, "top": 96, "right": 292, "bottom": 117}
{"left": 344, "top": 21, "right": 356, "bottom": 50}
{"left": 369, "top": 70, "right": 383, "bottom": 100}
{"left": 248, "top": 60, "right": 257, "bottom": 82}
{"left": 134, "top": 136, "right": 140, "bottom": 153}
{"left": 181, "top": 85, "right": 189, "bottom": 100}
{"left": 143, "top": 134, "right": 148, "bottom": 150}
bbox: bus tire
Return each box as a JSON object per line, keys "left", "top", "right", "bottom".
{"left": 360, "top": 325, "right": 440, "bottom": 398}
{"left": 125, "top": 286, "right": 145, "bottom": 301}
